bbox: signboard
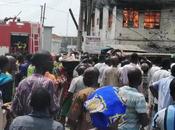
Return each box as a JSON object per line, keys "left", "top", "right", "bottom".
{"left": 83, "top": 36, "right": 102, "bottom": 54}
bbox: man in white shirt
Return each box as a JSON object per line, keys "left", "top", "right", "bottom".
{"left": 68, "top": 65, "right": 87, "bottom": 94}
{"left": 151, "top": 59, "right": 171, "bottom": 83}
{"left": 150, "top": 64, "right": 175, "bottom": 111}
{"left": 119, "top": 53, "right": 140, "bottom": 86}
{"left": 97, "top": 58, "right": 111, "bottom": 85}
{"left": 152, "top": 78, "right": 175, "bottom": 130}
{"left": 94, "top": 55, "right": 106, "bottom": 71}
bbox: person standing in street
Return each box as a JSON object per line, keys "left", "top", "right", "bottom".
{"left": 152, "top": 78, "right": 175, "bottom": 130}
{"left": 68, "top": 67, "right": 99, "bottom": 130}
{"left": 119, "top": 67, "right": 149, "bottom": 130}
{"left": 101, "top": 56, "right": 120, "bottom": 87}
{"left": 10, "top": 87, "right": 63, "bottom": 130}
{"left": 12, "top": 51, "right": 59, "bottom": 116}
{"left": 0, "top": 55, "right": 13, "bottom": 103}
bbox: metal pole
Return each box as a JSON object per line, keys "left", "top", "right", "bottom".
{"left": 40, "top": 5, "right": 43, "bottom": 24}
{"left": 69, "top": 8, "right": 78, "bottom": 30}
{"left": 42, "top": 3, "right": 46, "bottom": 26}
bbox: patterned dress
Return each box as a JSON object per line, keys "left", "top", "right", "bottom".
{"left": 68, "top": 87, "right": 95, "bottom": 130}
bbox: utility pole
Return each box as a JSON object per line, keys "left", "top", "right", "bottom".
{"left": 40, "top": 5, "right": 43, "bottom": 24}
{"left": 40, "top": 3, "right": 46, "bottom": 51}
{"left": 40, "top": 5, "right": 44, "bottom": 51}
{"left": 77, "top": 0, "right": 85, "bottom": 51}
{"left": 42, "top": 3, "right": 46, "bottom": 26}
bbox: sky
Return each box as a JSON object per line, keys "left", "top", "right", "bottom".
{"left": 0, "top": 0, "right": 80, "bottom": 36}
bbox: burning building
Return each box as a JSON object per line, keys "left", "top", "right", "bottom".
{"left": 80, "top": 0, "right": 175, "bottom": 53}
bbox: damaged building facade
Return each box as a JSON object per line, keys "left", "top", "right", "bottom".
{"left": 80, "top": 0, "right": 175, "bottom": 53}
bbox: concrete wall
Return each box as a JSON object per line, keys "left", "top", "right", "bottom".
{"left": 82, "top": 5, "right": 175, "bottom": 52}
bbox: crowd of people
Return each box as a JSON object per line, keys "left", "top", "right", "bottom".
{"left": 0, "top": 49, "right": 175, "bottom": 130}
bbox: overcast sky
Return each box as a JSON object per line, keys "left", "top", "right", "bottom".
{"left": 0, "top": 0, "right": 80, "bottom": 36}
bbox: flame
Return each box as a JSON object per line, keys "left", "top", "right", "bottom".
{"left": 144, "top": 11, "right": 160, "bottom": 29}
{"left": 123, "top": 9, "right": 139, "bottom": 28}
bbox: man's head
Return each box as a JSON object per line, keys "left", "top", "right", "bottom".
{"left": 17, "top": 54, "right": 24, "bottom": 64}
{"left": 130, "top": 53, "right": 139, "bottom": 64}
{"left": 31, "top": 51, "right": 53, "bottom": 74}
{"left": 30, "top": 87, "right": 51, "bottom": 111}
{"left": 83, "top": 67, "right": 99, "bottom": 87}
{"left": 161, "top": 58, "right": 171, "bottom": 70}
{"left": 128, "top": 67, "right": 142, "bottom": 88}
{"left": 98, "top": 54, "right": 105, "bottom": 63}
{"left": 121, "top": 60, "right": 130, "bottom": 67}
{"left": 105, "top": 57, "right": 112, "bottom": 66}
{"left": 25, "top": 54, "right": 33, "bottom": 62}
{"left": 170, "top": 78, "right": 175, "bottom": 101}
{"left": 76, "top": 65, "right": 87, "bottom": 76}
{"left": 0, "top": 55, "right": 9, "bottom": 72}
{"left": 110, "top": 56, "right": 119, "bottom": 67}
{"left": 141, "top": 63, "right": 149, "bottom": 74}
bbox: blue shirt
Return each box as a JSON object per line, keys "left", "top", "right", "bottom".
{"left": 152, "top": 105, "right": 175, "bottom": 130}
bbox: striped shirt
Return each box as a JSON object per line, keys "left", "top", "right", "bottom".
{"left": 152, "top": 105, "right": 175, "bottom": 130}
{"left": 119, "top": 86, "right": 147, "bottom": 130}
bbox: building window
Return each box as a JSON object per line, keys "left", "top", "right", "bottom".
{"left": 99, "top": 8, "right": 103, "bottom": 29}
{"left": 123, "top": 9, "right": 139, "bottom": 28}
{"left": 108, "top": 9, "right": 113, "bottom": 29}
{"left": 144, "top": 11, "right": 160, "bottom": 29}
{"left": 84, "top": 8, "right": 88, "bottom": 32}
{"left": 92, "top": 13, "right": 95, "bottom": 28}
